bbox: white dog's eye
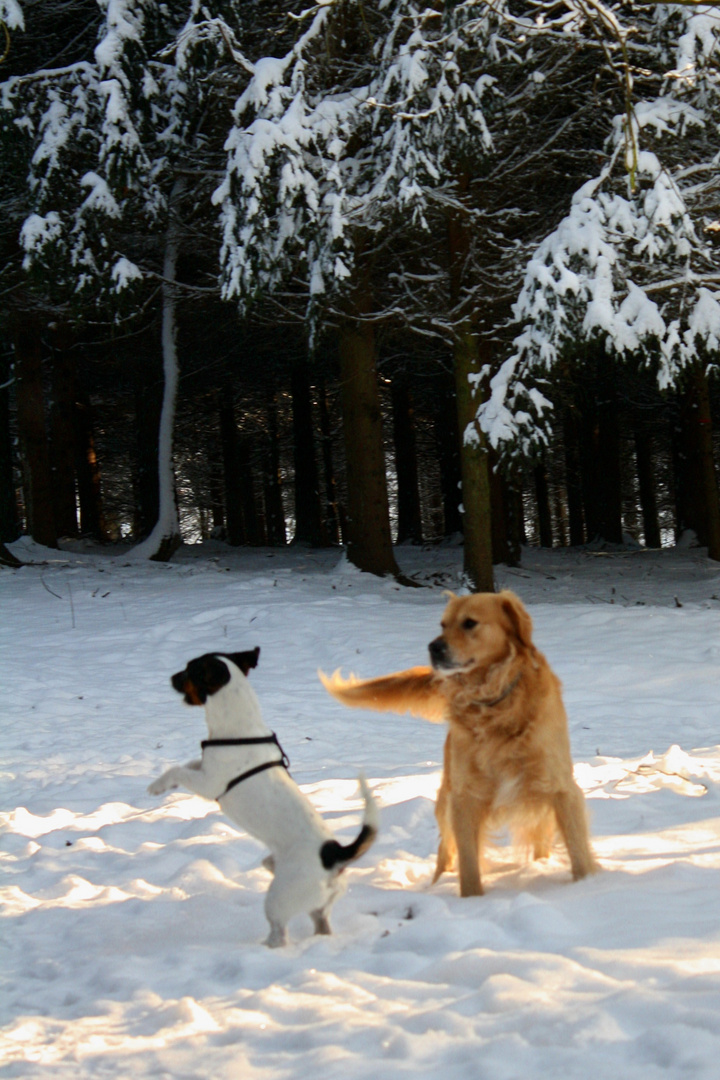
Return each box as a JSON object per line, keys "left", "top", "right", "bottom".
{"left": 461, "top": 618, "right": 478, "bottom": 631}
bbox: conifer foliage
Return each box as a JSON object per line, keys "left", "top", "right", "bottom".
{"left": 2, "top": 1, "right": 720, "bottom": 567}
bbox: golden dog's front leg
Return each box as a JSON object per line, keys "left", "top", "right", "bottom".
{"left": 451, "top": 792, "right": 486, "bottom": 896}
{"left": 432, "top": 736, "right": 456, "bottom": 882}
{"left": 552, "top": 785, "right": 599, "bottom": 880}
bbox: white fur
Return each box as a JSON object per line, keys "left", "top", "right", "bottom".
{"left": 148, "top": 658, "right": 377, "bottom": 947}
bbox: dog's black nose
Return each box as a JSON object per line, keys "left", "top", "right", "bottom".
{"left": 171, "top": 671, "right": 186, "bottom": 693}
{"left": 428, "top": 637, "right": 448, "bottom": 666}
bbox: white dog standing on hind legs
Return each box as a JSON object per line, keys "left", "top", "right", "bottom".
{"left": 148, "top": 647, "right": 378, "bottom": 948}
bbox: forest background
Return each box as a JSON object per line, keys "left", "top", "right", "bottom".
{"left": 2, "top": 0, "right": 720, "bottom": 586}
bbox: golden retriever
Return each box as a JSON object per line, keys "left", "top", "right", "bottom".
{"left": 320, "top": 590, "right": 597, "bottom": 896}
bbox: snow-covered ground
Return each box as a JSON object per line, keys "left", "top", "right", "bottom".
{"left": 2, "top": 537, "right": 720, "bottom": 1079}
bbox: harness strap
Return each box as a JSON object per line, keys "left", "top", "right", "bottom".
{"left": 201, "top": 731, "right": 291, "bottom": 800}
{"left": 202, "top": 733, "right": 284, "bottom": 751}
{"left": 220, "top": 758, "right": 287, "bottom": 798}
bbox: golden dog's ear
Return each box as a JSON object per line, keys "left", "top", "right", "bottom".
{"left": 498, "top": 590, "right": 533, "bottom": 648}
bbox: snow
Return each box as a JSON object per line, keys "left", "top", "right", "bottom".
{"left": 682, "top": 287, "right": 720, "bottom": 358}
{"left": 0, "top": 0, "right": 22, "bottom": 31}
{"left": 483, "top": 138, "right": 719, "bottom": 453}
{"left": 79, "top": 173, "right": 121, "bottom": 218}
{"left": 94, "top": 0, "right": 144, "bottom": 76}
{"left": 675, "top": 10, "right": 720, "bottom": 80}
{"left": 110, "top": 256, "right": 142, "bottom": 292}
{"left": 18, "top": 212, "right": 62, "bottom": 267}
{"left": 3, "top": 539, "right": 720, "bottom": 1078}
{"left": 31, "top": 97, "right": 73, "bottom": 171}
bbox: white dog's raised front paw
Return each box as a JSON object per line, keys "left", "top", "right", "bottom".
{"left": 148, "top": 770, "right": 178, "bottom": 796}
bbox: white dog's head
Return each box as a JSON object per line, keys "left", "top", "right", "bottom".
{"left": 171, "top": 647, "right": 260, "bottom": 705}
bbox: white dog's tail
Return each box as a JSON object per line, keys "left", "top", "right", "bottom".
{"left": 320, "top": 773, "right": 379, "bottom": 872}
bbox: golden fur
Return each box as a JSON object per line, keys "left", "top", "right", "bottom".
{"left": 320, "top": 590, "right": 598, "bottom": 896}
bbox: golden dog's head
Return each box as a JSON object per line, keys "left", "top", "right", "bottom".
{"left": 428, "top": 590, "right": 533, "bottom": 673}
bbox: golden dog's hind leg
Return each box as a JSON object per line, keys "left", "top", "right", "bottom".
{"left": 552, "top": 786, "right": 598, "bottom": 879}
{"left": 433, "top": 834, "right": 457, "bottom": 882}
{"left": 520, "top": 809, "right": 556, "bottom": 861}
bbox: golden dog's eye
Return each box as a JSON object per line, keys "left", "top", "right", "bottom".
{"left": 462, "top": 618, "right": 478, "bottom": 631}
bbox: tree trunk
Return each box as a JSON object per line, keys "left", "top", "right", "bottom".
{"left": 563, "top": 407, "right": 585, "bottom": 546}
{"left": 132, "top": 179, "right": 183, "bottom": 561}
{"left": 318, "top": 379, "right": 340, "bottom": 545}
{"left": 75, "top": 387, "right": 107, "bottom": 541}
{"left": 264, "top": 389, "right": 287, "bottom": 546}
{"left": 218, "top": 392, "right": 245, "bottom": 546}
{"left": 391, "top": 374, "right": 423, "bottom": 544}
{"left": 337, "top": 272, "right": 400, "bottom": 579}
{"left": 577, "top": 398, "right": 601, "bottom": 542}
{"left": 448, "top": 187, "right": 493, "bottom": 592}
{"left": 0, "top": 352, "right": 19, "bottom": 543}
{"left": 534, "top": 463, "right": 553, "bottom": 547}
{"left": 133, "top": 359, "right": 162, "bottom": 539}
{"left": 634, "top": 426, "right": 661, "bottom": 548}
{"left": 694, "top": 365, "right": 720, "bottom": 561}
{"left": 489, "top": 447, "right": 509, "bottom": 564}
{"left": 504, "top": 473, "right": 524, "bottom": 566}
{"left": 14, "top": 313, "right": 57, "bottom": 547}
{"left": 676, "top": 364, "right": 720, "bottom": 560}
{"left": 553, "top": 485, "right": 567, "bottom": 547}
{"left": 208, "top": 430, "right": 226, "bottom": 538}
{"left": 671, "top": 404, "right": 692, "bottom": 543}
{"left": 291, "top": 358, "right": 324, "bottom": 545}
{"left": 596, "top": 362, "right": 623, "bottom": 544}
{"left": 238, "top": 436, "right": 263, "bottom": 545}
{"left": 453, "top": 323, "right": 494, "bottom": 591}
{"left": 434, "top": 369, "right": 463, "bottom": 537}
{"left": 0, "top": 541, "right": 22, "bottom": 567}
{"left": 49, "top": 331, "right": 79, "bottom": 538}
{"left": 577, "top": 364, "right": 623, "bottom": 546}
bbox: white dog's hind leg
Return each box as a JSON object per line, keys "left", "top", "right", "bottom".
{"left": 265, "top": 920, "right": 288, "bottom": 948}
{"left": 264, "top": 861, "right": 328, "bottom": 947}
{"left": 311, "top": 872, "right": 347, "bottom": 935}
{"left": 311, "top": 908, "right": 332, "bottom": 935}
{"left": 263, "top": 874, "right": 296, "bottom": 948}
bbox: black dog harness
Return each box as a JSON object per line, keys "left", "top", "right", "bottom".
{"left": 201, "top": 733, "right": 290, "bottom": 799}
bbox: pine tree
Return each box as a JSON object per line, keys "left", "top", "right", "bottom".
{"left": 1, "top": 1, "right": 250, "bottom": 557}
{"left": 480, "top": 4, "right": 720, "bottom": 559}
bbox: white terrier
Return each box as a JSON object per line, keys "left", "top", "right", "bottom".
{"left": 148, "top": 648, "right": 378, "bottom": 947}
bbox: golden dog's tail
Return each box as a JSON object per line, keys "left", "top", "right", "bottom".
{"left": 319, "top": 666, "right": 447, "bottom": 722}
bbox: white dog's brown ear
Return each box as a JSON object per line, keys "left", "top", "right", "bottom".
{"left": 499, "top": 591, "right": 533, "bottom": 648}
